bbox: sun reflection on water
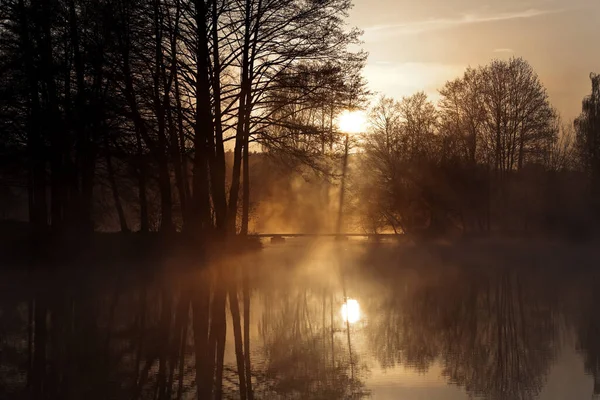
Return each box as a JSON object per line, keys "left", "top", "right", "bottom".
{"left": 341, "top": 298, "right": 361, "bottom": 324}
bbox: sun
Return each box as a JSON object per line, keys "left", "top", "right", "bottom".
{"left": 337, "top": 110, "right": 367, "bottom": 135}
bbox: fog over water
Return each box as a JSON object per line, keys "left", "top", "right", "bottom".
{"left": 1, "top": 0, "right": 600, "bottom": 398}
{"left": 2, "top": 239, "right": 600, "bottom": 399}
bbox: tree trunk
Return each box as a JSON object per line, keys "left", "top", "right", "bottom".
{"left": 518, "top": 130, "right": 525, "bottom": 170}
{"left": 18, "top": 0, "right": 47, "bottom": 229}
{"left": 336, "top": 134, "right": 349, "bottom": 234}
{"left": 152, "top": 0, "right": 174, "bottom": 233}
{"left": 241, "top": 141, "right": 250, "bottom": 235}
{"left": 191, "top": 0, "right": 215, "bottom": 233}
{"left": 157, "top": 159, "right": 174, "bottom": 233}
{"left": 38, "top": 0, "right": 63, "bottom": 230}
{"left": 168, "top": 101, "right": 187, "bottom": 223}
{"left": 136, "top": 130, "right": 149, "bottom": 233}
{"left": 174, "top": 69, "right": 191, "bottom": 217}
{"left": 105, "top": 138, "right": 129, "bottom": 232}
{"left": 239, "top": 0, "right": 262, "bottom": 238}
{"left": 68, "top": 0, "right": 94, "bottom": 233}
{"left": 210, "top": 0, "right": 228, "bottom": 231}
{"left": 227, "top": 0, "right": 254, "bottom": 234}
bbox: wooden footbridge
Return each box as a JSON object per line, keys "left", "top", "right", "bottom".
{"left": 249, "top": 233, "right": 404, "bottom": 243}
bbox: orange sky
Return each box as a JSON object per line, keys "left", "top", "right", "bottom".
{"left": 347, "top": 0, "right": 600, "bottom": 120}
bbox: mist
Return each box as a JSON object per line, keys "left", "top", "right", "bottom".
{"left": 1, "top": 0, "right": 600, "bottom": 399}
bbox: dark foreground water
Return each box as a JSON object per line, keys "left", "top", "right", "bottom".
{"left": 1, "top": 239, "right": 600, "bottom": 399}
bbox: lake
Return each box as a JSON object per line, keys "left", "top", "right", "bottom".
{"left": 1, "top": 238, "right": 599, "bottom": 399}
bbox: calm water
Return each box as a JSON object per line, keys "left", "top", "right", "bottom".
{"left": 1, "top": 239, "right": 600, "bottom": 399}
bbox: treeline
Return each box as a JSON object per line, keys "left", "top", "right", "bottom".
{"left": 355, "top": 59, "right": 600, "bottom": 237}
{"left": 1, "top": 0, "right": 599, "bottom": 240}
{"left": 0, "top": 0, "right": 366, "bottom": 236}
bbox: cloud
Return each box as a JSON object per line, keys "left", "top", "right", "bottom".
{"left": 364, "top": 8, "right": 563, "bottom": 38}
{"left": 363, "top": 62, "right": 466, "bottom": 101}
{"left": 493, "top": 48, "right": 514, "bottom": 53}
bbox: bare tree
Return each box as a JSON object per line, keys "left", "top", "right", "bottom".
{"left": 438, "top": 67, "right": 486, "bottom": 163}
{"left": 479, "top": 58, "right": 557, "bottom": 175}
{"left": 575, "top": 73, "right": 600, "bottom": 205}
{"left": 358, "top": 93, "right": 441, "bottom": 234}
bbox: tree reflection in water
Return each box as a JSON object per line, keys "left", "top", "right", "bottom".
{"left": 362, "top": 248, "right": 562, "bottom": 400}
{"left": 575, "top": 272, "right": 600, "bottom": 398}
{"left": 0, "top": 250, "right": 370, "bottom": 400}
{"left": 3, "top": 242, "right": 600, "bottom": 399}
{"left": 0, "top": 265, "right": 229, "bottom": 400}
{"left": 255, "top": 265, "right": 369, "bottom": 399}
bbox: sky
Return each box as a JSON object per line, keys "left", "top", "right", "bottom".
{"left": 346, "top": 0, "right": 600, "bottom": 120}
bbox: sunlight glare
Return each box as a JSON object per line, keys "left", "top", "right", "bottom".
{"left": 337, "top": 110, "right": 367, "bottom": 134}
{"left": 341, "top": 298, "right": 361, "bottom": 324}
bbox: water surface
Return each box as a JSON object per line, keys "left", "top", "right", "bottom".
{"left": 1, "top": 239, "right": 599, "bottom": 399}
